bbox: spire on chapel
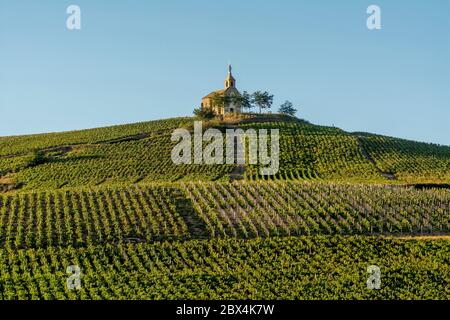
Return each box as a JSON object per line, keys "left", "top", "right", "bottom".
{"left": 224, "top": 64, "right": 236, "bottom": 88}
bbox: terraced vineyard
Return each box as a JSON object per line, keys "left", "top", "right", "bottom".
{"left": 0, "top": 118, "right": 194, "bottom": 157}
{"left": 0, "top": 182, "right": 447, "bottom": 251}
{"left": 358, "top": 134, "right": 450, "bottom": 183}
{"left": 0, "top": 116, "right": 449, "bottom": 300}
{"left": 0, "top": 237, "right": 448, "bottom": 300}
{"left": 2, "top": 117, "right": 450, "bottom": 191}
{"left": 241, "top": 121, "right": 450, "bottom": 183}
{"left": 241, "top": 121, "right": 382, "bottom": 182}
{"left": 0, "top": 185, "right": 195, "bottom": 249}
{"left": 0, "top": 119, "right": 234, "bottom": 191}
{"left": 11, "top": 134, "right": 233, "bottom": 190}
{"left": 184, "top": 181, "right": 449, "bottom": 238}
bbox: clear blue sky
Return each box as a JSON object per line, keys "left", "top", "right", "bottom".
{"left": 1, "top": 0, "right": 449, "bottom": 145}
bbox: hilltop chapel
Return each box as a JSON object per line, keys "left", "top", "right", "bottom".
{"left": 201, "top": 65, "right": 242, "bottom": 116}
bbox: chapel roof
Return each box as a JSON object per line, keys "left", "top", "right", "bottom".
{"left": 202, "top": 87, "right": 242, "bottom": 100}
{"left": 202, "top": 89, "right": 226, "bottom": 99}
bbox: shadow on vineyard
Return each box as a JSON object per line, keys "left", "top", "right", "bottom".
{"left": 411, "top": 183, "right": 450, "bottom": 190}
{"left": 172, "top": 188, "right": 210, "bottom": 239}
{"left": 355, "top": 136, "right": 397, "bottom": 180}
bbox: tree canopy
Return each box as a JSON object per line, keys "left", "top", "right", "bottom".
{"left": 278, "top": 101, "right": 297, "bottom": 116}
{"left": 252, "top": 91, "right": 274, "bottom": 114}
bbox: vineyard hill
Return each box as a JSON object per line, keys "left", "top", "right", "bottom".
{"left": 1, "top": 115, "right": 449, "bottom": 191}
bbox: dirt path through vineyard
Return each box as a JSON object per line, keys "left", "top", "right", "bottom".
{"left": 356, "top": 135, "right": 396, "bottom": 180}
